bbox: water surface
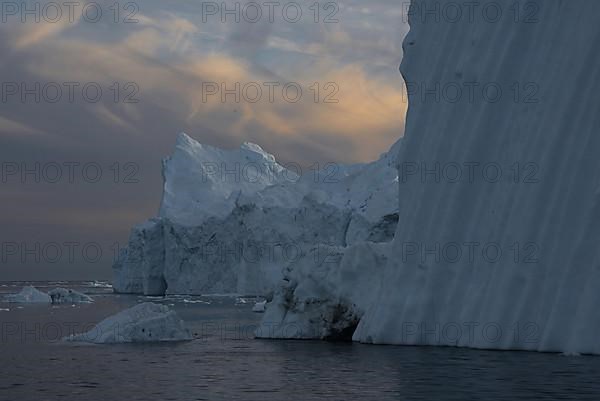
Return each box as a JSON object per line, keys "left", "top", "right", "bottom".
{"left": 1, "top": 282, "right": 598, "bottom": 401}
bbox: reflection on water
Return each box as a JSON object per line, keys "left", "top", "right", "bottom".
{"left": 1, "top": 282, "right": 599, "bottom": 401}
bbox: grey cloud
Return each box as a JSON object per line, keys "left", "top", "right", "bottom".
{"left": 0, "top": 0, "right": 407, "bottom": 279}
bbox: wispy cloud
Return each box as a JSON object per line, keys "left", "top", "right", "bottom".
{"left": 12, "top": 13, "right": 81, "bottom": 49}
{"left": 0, "top": 115, "right": 45, "bottom": 136}
{"left": 14, "top": 8, "right": 405, "bottom": 161}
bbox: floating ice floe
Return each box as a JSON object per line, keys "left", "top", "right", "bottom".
{"left": 252, "top": 300, "right": 267, "bottom": 313}
{"left": 182, "top": 298, "right": 211, "bottom": 305}
{"left": 65, "top": 302, "right": 192, "bottom": 343}
{"left": 6, "top": 286, "right": 93, "bottom": 305}
{"left": 86, "top": 280, "right": 113, "bottom": 288}
{"left": 48, "top": 288, "right": 94, "bottom": 304}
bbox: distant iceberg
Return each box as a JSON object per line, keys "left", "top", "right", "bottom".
{"left": 6, "top": 286, "right": 93, "bottom": 305}
{"left": 6, "top": 286, "right": 51, "bottom": 303}
{"left": 113, "top": 133, "right": 400, "bottom": 296}
{"left": 86, "top": 280, "right": 112, "bottom": 289}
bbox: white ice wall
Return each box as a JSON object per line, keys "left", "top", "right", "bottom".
{"left": 354, "top": 0, "right": 600, "bottom": 354}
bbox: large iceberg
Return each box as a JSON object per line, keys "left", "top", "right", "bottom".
{"left": 65, "top": 303, "right": 191, "bottom": 343}
{"left": 113, "top": 133, "right": 400, "bottom": 296}
{"left": 353, "top": 0, "right": 600, "bottom": 355}
{"left": 260, "top": 0, "right": 600, "bottom": 355}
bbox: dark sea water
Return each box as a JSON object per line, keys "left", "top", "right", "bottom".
{"left": 1, "top": 281, "right": 599, "bottom": 401}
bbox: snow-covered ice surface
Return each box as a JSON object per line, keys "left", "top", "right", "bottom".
{"left": 113, "top": 133, "right": 400, "bottom": 296}
{"left": 48, "top": 288, "right": 94, "bottom": 304}
{"left": 6, "top": 286, "right": 51, "bottom": 303}
{"left": 160, "top": 132, "right": 400, "bottom": 227}
{"left": 65, "top": 303, "right": 191, "bottom": 343}
{"left": 159, "top": 133, "right": 292, "bottom": 226}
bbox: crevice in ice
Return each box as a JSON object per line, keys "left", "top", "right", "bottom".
{"left": 322, "top": 304, "right": 360, "bottom": 342}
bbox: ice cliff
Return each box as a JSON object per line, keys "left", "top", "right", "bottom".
{"left": 260, "top": 0, "right": 600, "bottom": 354}
{"left": 113, "top": 133, "right": 400, "bottom": 296}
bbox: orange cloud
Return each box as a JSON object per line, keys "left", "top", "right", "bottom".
{"left": 18, "top": 12, "right": 405, "bottom": 162}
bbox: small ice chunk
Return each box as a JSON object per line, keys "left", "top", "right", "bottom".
{"left": 64, "top": 302, "right": 192, "bottom": 343}
{"left": 252, "top": 300, "right": 267, "bottom": 313}
{"left": 48, "top": 288, "right": 93, "bottom": 304}
{"left": 87, "top": 281, "right": 112, "bottom": 288}
{"left": 182, "top": 298, "right": 210, "bottom": 304}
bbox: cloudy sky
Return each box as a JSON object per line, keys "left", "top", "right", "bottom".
{"left": 0, "top": 0, "right": 408, "bottom": 279}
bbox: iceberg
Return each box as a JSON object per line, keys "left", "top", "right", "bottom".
{"left": 352, "top": 0, "right": 600, "bottom": 355}
{"left": 6, "top": 286, "right": 51, "bottom": 303}
{"left": 113, "top": 133, "right": 400, "bottom": 296}
{"left": 65, "top": 303, "right": 192, "bottom": 343}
